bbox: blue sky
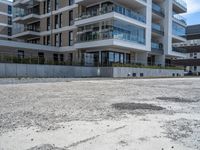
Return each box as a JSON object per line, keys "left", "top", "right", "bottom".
{"left": 184, "top": 0, "right": 200, "bottom": 25}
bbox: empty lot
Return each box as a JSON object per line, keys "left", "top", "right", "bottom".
{"left": 0, "top": 78, "right": 200, "bottom": 150}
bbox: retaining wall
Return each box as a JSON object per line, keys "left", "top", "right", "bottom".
{"left": 0, "top": 63, "right": 184, "bottom": 78}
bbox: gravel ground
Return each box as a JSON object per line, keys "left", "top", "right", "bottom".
{"left": 0, "top": 78, "right": 200, "bottom": 150}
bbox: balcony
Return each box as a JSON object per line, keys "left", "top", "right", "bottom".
{"left": 77, "top": 30, "right": 145, "bottom": 45}
{"left": 77, "top": 4, "right": 146, "bottom": 24}
{"left": 152, "top": 23, "right": 164, "bottom": 36}
{"left": 173, "top": 13, "right": 187, "bottom": 26}
{"left": 173, "top": 0, "right": 187, "bottom": 13}
{"left": 152, "top": 3, "right": 164, "bottom": 17}
{"left": 12, "top": 27, "right": 40, "bottom": 39}
{"left": 13, "top": 0, "right": 41, "bottom": 8}
{"left": 172, "top": 47, "right": 187, "bottom": 53}
{"left": 151, "top": 42, "right": 164, "bottom": 54}
{"left": 13, "top": 10, "right": 40, "bottom": 24}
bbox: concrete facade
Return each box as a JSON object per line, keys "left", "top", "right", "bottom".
{"left": 0, "top": 0, "right": 12, "bottom": 40}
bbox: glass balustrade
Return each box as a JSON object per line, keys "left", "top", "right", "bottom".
{"left": 173, "top": 13, "right": 187, "bottom": 25}
{"left": 77, "top": 20, "right": 145, "bottom": 45}
{"left": 78, "top": 4, "right": 146, "bottom": 23}
{"left": 152, "top": 3, "right": 164, "bottom": 16}
{"left": 173, "top": 0, "right": 187, "bottom": 10}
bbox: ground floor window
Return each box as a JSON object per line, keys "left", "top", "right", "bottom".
{"left": 101, "top": 51, "right": 130, "bottom": 66}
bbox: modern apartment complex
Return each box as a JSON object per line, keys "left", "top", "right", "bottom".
{"left": 0, "top": 0, "right": 12, "bottom": 40}
{"left": 1, "top": 0, "right": 187, "bottom": 66}
{"left": 173, "top": 24, "right": 200, "bottom": 75}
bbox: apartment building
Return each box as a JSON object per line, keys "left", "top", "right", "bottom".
{"left": 5, "top": 0, "right": 187, "bottom": 66}
{"left": 173, "top": 24, "right": 200, "bottom": 75}
{"left": 0, "top": 0, "right": 12, "bottom": 40}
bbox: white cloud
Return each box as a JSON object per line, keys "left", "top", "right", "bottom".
{"left": 185, "top": 0, "right": 200, "bottom": 15}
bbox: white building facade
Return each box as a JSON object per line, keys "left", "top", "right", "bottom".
{"left": 0, "top": 0, "right": 12, "bottom": 40}
{"left": 3, "top": 0, "right": 187, "bottom": 66}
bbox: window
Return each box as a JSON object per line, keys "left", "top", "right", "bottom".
{"left": 69, "top": 10, "right": 74, "bottom": 25}
{"left": 55, "top": 15, "right": 59, "bottom": 29}
{"left": 47, "top": 0, "right": 51, "bottom": 13}
{"left": 59, "top": 13, "right": 62, "bottom": 28}
{"left": 69, "top": 31, "right": 73, "bottom": 46}
{"left": 60, "top": 54, "right": 64, "bottom": 62}
{"left": 69, "top": 0, "right": 74, "bottom": 5}
{"left": 18, "top": 50, "right": 24, "bottom": 59}
{"left": 47, "top": 17, "right": 50, "bottom": 30}
{"left": 55, "top": 0, "right": 59, "bottom": 10}
{"left": 47, "top": 35, "right": 50, "bottom": 45}
{"left": 38, "top": 52, "right": 45, "bottom": 64}
{"left": 43, "top": 1, "right": 46, "bottom": 14}
{"left": 43, "top": 36, "right": 46, "bottom": 45}
{"left": 8, "top": 5, "right": 12, "bottom": 14}
{"left": 59, "top": 33, "right": 62, "bottom": 47}
{"left": 55, "top": 34, "right": 59, "bottom": 47}
{"left": 8, "top": 16, "right": 12, "bottom": 25}
{"left": 194, "top": 66, "right": 197, "bottom": 71}
{"left": 8, "top": 27, "right": 12, "bottom": 36}
{"left": 53, "top": 54, "right": 59, "bottom": 62}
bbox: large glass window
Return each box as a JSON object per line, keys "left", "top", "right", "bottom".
{"left": 69, "top": 31, "right": 73, "bottom": 46}
{"left": 101, "top": 51, "right": 130, "bottom": 66}
{"left": 8, "top": 5, "right": 12, "bottom": 14}
{"left": 47, "top": 17, "right": 50, "bottom": 30}
{"left": 77, "top": 20, "right": 145, "bottom": 45}
{"left": 69, "top": 10, "right": 74, "bottom": 25}
{"left": 69, "top": 0, "right": 74, "bottom": 5}
{"left": 47, "top": 0, "right": 51, "bottom": 13}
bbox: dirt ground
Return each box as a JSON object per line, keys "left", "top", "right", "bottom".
{"left": 0, "top": 78, "right": 200, "bottom": 150}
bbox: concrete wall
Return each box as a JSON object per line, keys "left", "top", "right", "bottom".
{"left": 112, "top": 67, "right": 184, "bottom": 78}
{"left": 0, "top": 63, "right": 184, "bottom": 78}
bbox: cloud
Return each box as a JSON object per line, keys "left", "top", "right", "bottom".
{"left": 185, "top": 0, "right": 200, "bottom": 15}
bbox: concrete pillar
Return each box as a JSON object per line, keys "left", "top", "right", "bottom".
{"left": 135, "top": 52, "right": 148, "bottom": 65}
{"left": 155, "top": 55, "right": 165, "bottom": 66}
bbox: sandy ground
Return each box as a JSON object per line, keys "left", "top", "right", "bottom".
{"left": 0, "top": 78, "right": 200, "bottom": 150}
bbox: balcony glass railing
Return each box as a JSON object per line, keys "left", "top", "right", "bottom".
{"left": 172, "top": 21, "right": 186, "bottom": 37}
{"left": 173, "top": 0, "right": 187, "bottom": 10}
{"left": 77, "top": 19, "right": 145, "bottom": 44}
{"left": 173, "top": 13, "right": 187, "bottom": 25}
{"left": 14, "top": 27, "right": 40, "bottom": 34}
{"left": 172, "top": 47, "right": 187, "bottom": 53}
{"left": 77, "top": 30, "right": 145, "bottom": 45}
{"left": 152, "top": 23, "right": 164, "bottom": 35}
{"left": 14, "top": 9, "right": 40, "bottom": 18}
{"left": 152, "top": 3, "right": 164, "bottom": 16}
{"left": 151, "top": 42, "right": 163, "bottom": 51}
{"left": 78, "top": 4, "right": 146, "bottom": 23}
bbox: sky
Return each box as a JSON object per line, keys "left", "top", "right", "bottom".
{"left": 183, "top": 0, "right": 200, "bottom": 25}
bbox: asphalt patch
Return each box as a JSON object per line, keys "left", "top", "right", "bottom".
{"left": 112, "top": 103, "right": 164, "bottom": 111}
